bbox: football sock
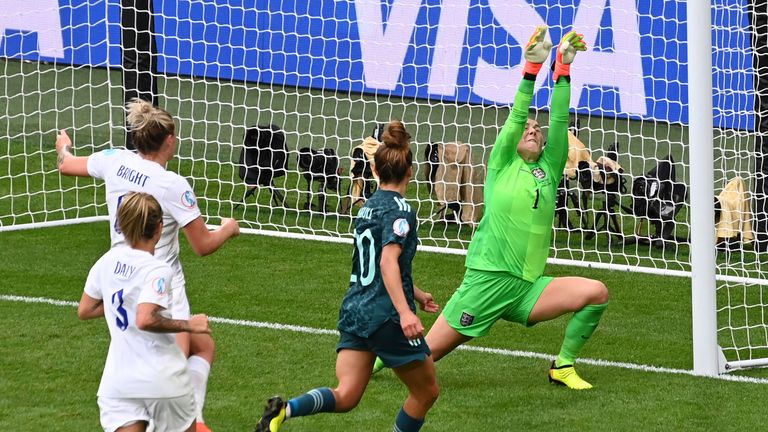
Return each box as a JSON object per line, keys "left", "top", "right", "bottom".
{"left": 393, "top": 407, "right": 424, "bottom": 432}
{"left": 187, "top": 355, "right": 211, "bottom": 422}
{"left": 556, "top": 302, "right": 608, "bottom": 367}
{"left": 286, "top": 387, "right": 336, "bottom": 418}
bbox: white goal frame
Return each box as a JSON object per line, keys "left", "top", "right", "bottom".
{"left": 2, "top": 0, "right": 764, "bottom": 376}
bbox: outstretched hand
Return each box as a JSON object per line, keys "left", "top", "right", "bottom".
{"left": 557, "top": 31, "right": 587, "bottom": 65}
{"left": 416, "top": 291, "right": 439, "bottom": 314}
{"left": 553, "top": 30, "right": 587, "bottom": 81}
{"left": 56, "top": 129, "right": 72, "bottom": 152}
{"left": 524, "top": 25, "right": 552, "bottom": 65}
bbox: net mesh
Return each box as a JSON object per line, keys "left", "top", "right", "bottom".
{"left": 0, "top": 0, "right": 765, "bottom": 367}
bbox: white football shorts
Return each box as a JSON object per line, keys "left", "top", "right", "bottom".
{"left": 97, "top": 392, "right": 195, "bottom": 432}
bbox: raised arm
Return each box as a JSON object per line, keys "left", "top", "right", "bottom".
{"left": 543, "top": 79, "right": 572, "bottom": 173}
{"left": 488, "top": 26, "right": 552, "bottom": 170}
{"left": 542, "top": 31, "right": 586, "bottom": 173}
{"left": 56, "top": 130, "right": 89, "bottom": 177}
{"left": 489, "top": 80, "right": 535, "bottom": 170}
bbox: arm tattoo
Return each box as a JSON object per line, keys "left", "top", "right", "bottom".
{"left": 145, "top": 307, "right": 190, "bottom": 333}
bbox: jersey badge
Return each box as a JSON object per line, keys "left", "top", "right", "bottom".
{"left": 181, "top": 191, "right": 197, "bottom": 208}
{"left": 152, "top": 276, "right": 167, "bottom": 296}
{"left": 531, "top": 167, "right": 546, "bottom": 180}
{"left": 393, "top": 218, "right": 410, "bottom": 237}
{"left": 460, "top": 312, "right": 475, "bottom": 327}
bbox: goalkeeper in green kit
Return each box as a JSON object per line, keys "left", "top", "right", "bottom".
{"left": 375, "top": 26, "right": 609, "bottom": 389}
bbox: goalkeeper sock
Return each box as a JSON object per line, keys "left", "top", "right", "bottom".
{"left": 187, "top": 355, "right": 211, "bottom": 422}
{"left": 555, "top": 302, "right": 608, "bottom": 367}
{"left": 394, "top": 406, "right": 425, "bottom": 432}
{"left": 286, "top": 387, "right": 336, "bottom": 418}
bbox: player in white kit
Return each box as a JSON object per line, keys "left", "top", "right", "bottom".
{"left": 57, "top": 99, "right": 239, "bottom": 431}
{"left": 78, "top": 192, "right": 211, "bottom": 432}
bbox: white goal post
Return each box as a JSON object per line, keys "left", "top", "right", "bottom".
{"left": 688, "top": 0, "right": 718, "bottom": 376}
{"left": 1, "top": 0, "right": 765, "bottom": 375}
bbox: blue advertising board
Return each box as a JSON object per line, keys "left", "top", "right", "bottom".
{"left": 0, "top": 0, "right": 755, "bottom": 129}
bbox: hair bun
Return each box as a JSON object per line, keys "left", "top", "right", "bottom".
{"left": 123, "top": 98, "right": 176, "bottom": 154}
{"left": 125, "top": 98, "right": 156, "bottom": 131}
{"left": 381, "top": 120, "right": 411, "bottom": 150}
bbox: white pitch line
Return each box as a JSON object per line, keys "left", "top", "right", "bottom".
{"left": 1, "top": 294, "right": 79, "bottom": 307}
{"left": 210, "top": 316, "right": 338, "bottom": 336}
{"left": 4, "top": 294, "right": 768, "bottom": 385}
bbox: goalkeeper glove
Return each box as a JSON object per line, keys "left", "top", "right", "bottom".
{"left": 553, "top": 30, "right": 587, "bottom": 81}
{"left": 523, "top": 25, "right": 552, "bottom": 76}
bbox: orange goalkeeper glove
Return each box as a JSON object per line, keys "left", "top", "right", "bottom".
{"left": 553, "top": 30, "right": 587, "bottom": 81}
{"left": 523, "top": 25, "right": 552, "bottom": 76}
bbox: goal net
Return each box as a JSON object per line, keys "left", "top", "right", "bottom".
{"left": 0, "top": 0, "right": 763, "bottom": 371}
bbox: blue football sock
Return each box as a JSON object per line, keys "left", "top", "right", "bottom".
{"left": 286, "top": 387, "right": 336, "bottom": 418}
{"left": 393, "top": 407, "right": 424, "bottom": 432}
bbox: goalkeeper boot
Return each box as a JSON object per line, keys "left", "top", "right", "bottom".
{"left": 255, "top": 396, "right": 286, "bottom": 432}
{"left": 372, "top": 356, "right": 386, "bottom": 375}
{"left": 548, "top": 361, "right": 593, "bottom": 390}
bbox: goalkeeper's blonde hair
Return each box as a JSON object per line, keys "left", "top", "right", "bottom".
{"left": 126, "top": 98, "right": 176, "bottom": 154}
{"left": 117, "top": 192, "right": 163, "bottom": 247}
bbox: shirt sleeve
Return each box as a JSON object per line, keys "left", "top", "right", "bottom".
{"left": 380, "top": 208, "right": 415, "bottom": 248}
{"left": 487, "top": 78, "right": 536, "bottom": 171}
{"left": 541, "top": 77, "right": 571, "bottom": 176}
{"left": 137, "top": 263, "right": 174, "bottom": 309}
{"left": 87, "top": 148, "right": 125, "bottom": 180}
{"left": 162, "top": 176, "right": 203, "bottom": 228}
{"left": 83, "top": 262, "right": 103, "bottom": 300}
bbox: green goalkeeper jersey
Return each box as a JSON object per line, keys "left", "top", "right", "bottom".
{"left": 465, "top": 78, "right": 571, "bottom": 282}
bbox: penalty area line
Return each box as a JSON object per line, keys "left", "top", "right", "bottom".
{"left": 3, "top": 293, "right": 767, "bottom": 385}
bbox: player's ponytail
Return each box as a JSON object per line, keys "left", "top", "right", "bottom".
{"left": 374, "top": 119, "right": 413, "bottom": 185}
{"left": 117, "top": 192, "right": 163, "bottom": 247}
{"left": 125, "top": 98, "right": 176, "bottom": 155}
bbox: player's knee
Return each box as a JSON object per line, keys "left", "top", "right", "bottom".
{"left": 589, "top": 280, "right": 609, "bottom": 305}
{"left": 423, "top": 381, "right": 440, "bottom": 406}
{"left": 410, "top": 376, "right": 439, "bottom": 408}
{"left": 333, "top": 387, "right": 363, "bottom": 412}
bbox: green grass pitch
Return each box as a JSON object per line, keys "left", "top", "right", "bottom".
{"left": 2, "top": 222, "right": 768, "bottom": 431}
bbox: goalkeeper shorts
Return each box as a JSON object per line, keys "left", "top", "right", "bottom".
{"left": 443, "top": 268, "right": 553, "bottom": 338}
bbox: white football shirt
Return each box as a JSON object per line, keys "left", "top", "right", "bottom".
{"left": 84, "top": 245, "right": 192, "bottom": 398}
{"left": 87, "top": 149, "right": 201, "bottom": 278}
